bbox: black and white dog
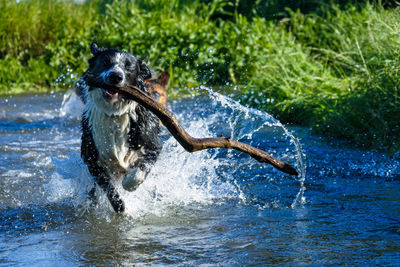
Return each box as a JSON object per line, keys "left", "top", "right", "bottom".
{"left": 79, "top": 43, "right": 162, "bottom": 213}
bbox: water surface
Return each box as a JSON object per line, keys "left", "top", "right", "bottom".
{"left": 0, "top": 90, "right": 399, "bottom": 265}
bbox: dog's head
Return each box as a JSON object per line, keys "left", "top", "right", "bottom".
{"left": 84, "top": 43, "right": 153, "bottom": 115}
{"left": 145, "top": 70, "right": 169, "bottom": 108}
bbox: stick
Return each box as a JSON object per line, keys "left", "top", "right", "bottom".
{"left": 83, "top": 74, "right": 299, "bottom": 176}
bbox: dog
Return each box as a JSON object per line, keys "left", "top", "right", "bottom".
{"left": 78, "top": 43, "right": 168, "bottom": 213}
{"left": 145, "top": 70, "right": 169, "bottom": 108}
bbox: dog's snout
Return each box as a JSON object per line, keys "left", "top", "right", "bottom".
{"left": 108, "top": 71, "right": 124, "bottom": 84}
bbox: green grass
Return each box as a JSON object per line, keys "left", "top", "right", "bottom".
{"left": 284, "top": 4, "right": 400, "bottom": 152}
{"left": 0, "top": 0, "right": 399, "bottom": 153}
{"left": 0, "top": 0, "right": 97, "bottom": 93}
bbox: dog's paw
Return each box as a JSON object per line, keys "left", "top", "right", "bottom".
{"left": 122, "top": 169, "right": 148, "bottom": 192}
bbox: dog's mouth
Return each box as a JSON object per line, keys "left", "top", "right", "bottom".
{"left": 101, "top": 88, "right": 119, "bottom": 101}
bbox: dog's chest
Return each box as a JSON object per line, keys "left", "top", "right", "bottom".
{"left": 87, "top": 106, "right": 141, "bottom": 176}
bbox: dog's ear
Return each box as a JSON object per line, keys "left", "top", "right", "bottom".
{"left": 157, "top": 69, "right": 169, "bottom": 88}
{"left": 137, "top": 59, "right": 152, "bottom": 81}
{"left": 90, "top": 42, "right": 104, "bottom": 55}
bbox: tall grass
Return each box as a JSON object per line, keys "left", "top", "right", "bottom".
{"left": 0, "top": 0, "right": 398, "bottom": 152}
{"left": 0, "top": 0, "right": 97, "bottom": 92}
{"left": 285, "top": 4, "right": 400, "bottom": 151}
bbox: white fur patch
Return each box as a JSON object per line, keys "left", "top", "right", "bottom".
{"left": 88, "top": 87, "right": 137, "bottom": 116}
{"left": 84, "top": 88, "right": 143, "bottom": 178}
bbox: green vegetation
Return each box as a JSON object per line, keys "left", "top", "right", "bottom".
{"left": 0, "top": 0, "right": 399, "bottom": 152}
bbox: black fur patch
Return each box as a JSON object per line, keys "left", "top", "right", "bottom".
{"left": 80, "top": 43, "right": 162, "bottom": 213}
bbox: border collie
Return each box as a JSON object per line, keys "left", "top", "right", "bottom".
{"left": 78, "top": 43, "right": 167, "bottom": 213}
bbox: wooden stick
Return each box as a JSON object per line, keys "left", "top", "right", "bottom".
{"left": 83, "top": 74, "right": 299, "bottom": 176}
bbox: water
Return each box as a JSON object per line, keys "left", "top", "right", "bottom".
{"left": 0, "top": 90, "right": 399, "bottom": 266}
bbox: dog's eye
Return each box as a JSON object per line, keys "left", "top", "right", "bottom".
{"left": 125, "top": 61, "right": 132, "bottom": 68}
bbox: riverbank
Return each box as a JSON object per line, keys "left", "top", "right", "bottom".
{"left": 0, "top": 0, "right": 399, "bottom": 152}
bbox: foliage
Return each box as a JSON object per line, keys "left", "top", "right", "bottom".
{"left": 285, "top": 3, "right": 400, "bottom": 151}
{"left": 207, "top": 0, "right": 364, "bottom": 20}
{"left": 0, "top": 0, "right": 399, "bottom": 152}
{"left": 0, "top": 0, "right": 97, "bottom": 93}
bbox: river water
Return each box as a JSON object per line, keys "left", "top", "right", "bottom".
{"left": 0, "top": 89, "right": 399, "bottom": 266}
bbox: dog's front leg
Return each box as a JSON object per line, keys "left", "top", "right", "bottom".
{"left": 95, "top": 174, "right": 125, "bottom": 213}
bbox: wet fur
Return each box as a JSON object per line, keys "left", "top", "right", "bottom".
{"left": 145, "top": 70, "right": 169, "bottom": 108}
{"left": 79, "top": 43, "right": 165, "bottom": 213}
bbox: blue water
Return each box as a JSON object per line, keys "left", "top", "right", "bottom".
{"left": 0, "top": 91, "right": 399, "bottom": 266}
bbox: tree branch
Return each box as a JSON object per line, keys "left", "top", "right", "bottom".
{"left": 83, "top": 73, "right": 299, "bottom": 176}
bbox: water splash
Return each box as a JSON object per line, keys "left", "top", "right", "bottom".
{"left": 199, "top": 86, "right": 306, "bottom": 207}
{"left": 52, "top": 66, "right": 77, "bottom": 89}
{"left": 45, "top": 117, "right": 240, "bottom": 219}
{"left": 59, "top": 89, "right": 84, "bottom": 119}
{"left": 47, "top": 87, "right": 306, "bottom": 218}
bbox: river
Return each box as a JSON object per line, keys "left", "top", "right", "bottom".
{"left": 0, "top": 89, "right": 399, "bottom": 265}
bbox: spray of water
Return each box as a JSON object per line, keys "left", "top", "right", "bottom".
{"left": 46, "top": 87, "right": 306, "bottom": 218}
{"left": 59, "top": 89, "right": 84, "bottom": 120}
{"left": 199, "top": 86, "right": 306, "bottom": 207}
